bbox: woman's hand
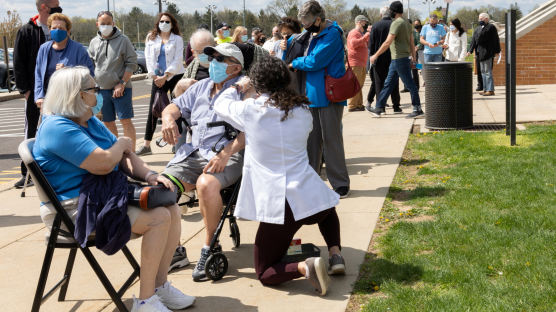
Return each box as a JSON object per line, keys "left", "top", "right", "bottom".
{"left": 154, "top": 75, "right": 167, "bottom": 88}
{"left": 56, "top": 63, "right": 65, "bottom": 70}
{"left": 147, "top": 173, "right": 175, "bottom": 192}
{"left": 36, "top": 98, "right": 44, "bottom": 108}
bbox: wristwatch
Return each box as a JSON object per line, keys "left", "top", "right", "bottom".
{"left": 120, "top": 79, "right": 127, "bottom": 87}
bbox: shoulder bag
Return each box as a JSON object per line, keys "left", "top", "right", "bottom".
{"left": 324, "top": 48, "right": 361, "bottom": 103}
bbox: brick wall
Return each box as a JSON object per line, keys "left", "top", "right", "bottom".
{"left": 492, "top": 15, "right": 556, "bottom": 86}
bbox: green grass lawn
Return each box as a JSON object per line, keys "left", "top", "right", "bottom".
{"left": 349, "top": 124, "right": 556, "bottom": 312}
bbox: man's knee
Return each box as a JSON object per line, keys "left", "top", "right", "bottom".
{"left": 150, "top": 206, "right": 171, "bottom": 226}
{"left": 120, "top": 118, "right": 134, "bottom": 126}
{"left": 196, "top": 174, "right": 221, "bottom": 197}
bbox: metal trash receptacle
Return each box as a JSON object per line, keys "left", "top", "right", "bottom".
{"left": 424, "top": 62, "right": 473, "bottom": 129}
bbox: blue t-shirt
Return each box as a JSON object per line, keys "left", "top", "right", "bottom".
{"left": 33, "top": 115, "right": 118, "bottom": 201}
{"left": 420, "top": 24, "right": 446, "bottom": 55}
{"left": 45, "top": 47, "right": 65, "bottom": 90}
{"left": 156, "top": 43, "right": 167, "bottom": 75}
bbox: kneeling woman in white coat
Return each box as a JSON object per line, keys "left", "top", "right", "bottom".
{"left": 214, "top": 57, "right": 345, "bottom": 296}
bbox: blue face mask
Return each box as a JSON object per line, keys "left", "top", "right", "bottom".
{"left": 198, "top": 53, "right": 210, "bottom": 67}
{"left": 50, "top": 29, "right": 67, "bottom": 42}
{"left": 449, "top": 25, "right": 456, "bottom": 31}
{"left": 209, "top": 59, "right": 229, "bottom": 83}
{"left": 241, "top": 34, "right": 248, "bottom": 42}
{"left": 92, "top": 93, "right": 103, "bottom": 115}
{"left": 223, "top": 30, "right": 231, "bottom": 37}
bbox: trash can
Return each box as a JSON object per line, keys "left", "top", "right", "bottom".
{"left": 423, "top": 62, "right": 473, "bottom": 129}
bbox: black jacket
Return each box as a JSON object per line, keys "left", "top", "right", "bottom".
{"left": 284, "top": 31, "right": 311, "bottom": 95}
{"left": 14, "top": 16, "right": 46, "bottom": 94}
{"left": 369, "top": 17, "right": 393, "bottom": 70}
{"left": 475, "top": 23, "right": 501, "bottom": 61}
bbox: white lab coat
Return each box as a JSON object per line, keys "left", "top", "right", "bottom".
{"left": 144, "top": 32, "right": 185, "bottom": 77}
{"left": 214, "top": 88, "right": 340, "bottom": 224}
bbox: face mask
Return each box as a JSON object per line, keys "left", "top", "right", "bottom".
{"left": 431, "top": 23, "right": 437, "bottom": 28}
{"left": 49, "top": 6, "right": 63, "bottom": 14}
{"left": 99, "top": 25, "right": 113, "bottom": 37}
{"left": 159, "top": 22, "right": 171, "bottom": 33}
{"left": 450, "top": 25, "right": 456, "bottom": 31}
{"left": 198, "top": 53, "right": 210, "bottom": 67}
{"left": 251, "top": 36, "right": 256, "bottom": 41}
{"left": 209, "top": 59, "right": 229, "bottom": 83}
{"left": 479, "top": 20, "right": 486, "bottom": 26}
{"left": 306, "top": 20, "right": 320, "bottom": 33}
{"left": 241, "top": 34, "right": 248, "bottom": 42}
{"left": 223, "top": 30, "right": 231, "bottom": 37}
{"left": 50, "top": 29, "right": 67, "bottom": 42}
{"left": 92, "top": 93, "right": 103, "bottom": 115}
{"left": 415, "top": 26, "right": 422, "bottom": 31}
{"left": 362, "top": 23, "right": 369, "bottom": 30}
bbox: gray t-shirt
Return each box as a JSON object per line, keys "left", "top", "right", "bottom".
{"left": 37, "top": 20, "right": 50, "bottom": 41}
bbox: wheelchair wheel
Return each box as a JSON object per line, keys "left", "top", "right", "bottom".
{"left": 205, "top": 252, "right": 228, "bottom": 281}
{"left": 229, "top": 220, "right": 240, "bottom": 248}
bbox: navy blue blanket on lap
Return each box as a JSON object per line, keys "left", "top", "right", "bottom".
{"left": 75, "top": 170, "right": 131, "bottom": 255}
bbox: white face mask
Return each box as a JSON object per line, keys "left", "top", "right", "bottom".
{"left": 99, "top": 25, "right": 113, "bottom": 37}
{"left": 159, "top": 22, "right": 172, "bottom": 33}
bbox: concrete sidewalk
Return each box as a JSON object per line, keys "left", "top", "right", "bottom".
{"left": 1, "top": 79, "right": 555, "bottom": 312}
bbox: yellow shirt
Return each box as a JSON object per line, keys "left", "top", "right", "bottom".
{"left": 215, "top": 37, "right": 233, "bottom": 44}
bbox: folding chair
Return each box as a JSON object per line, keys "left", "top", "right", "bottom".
{"left": 18, "top": 139, "right": 140, "bottom": 312}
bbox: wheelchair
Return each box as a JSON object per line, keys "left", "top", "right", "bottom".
{"left": 163, "top": 120, "right": 242, "bottom": 281}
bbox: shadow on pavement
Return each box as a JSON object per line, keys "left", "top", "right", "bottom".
{"left": 0, "top": 214, "right": 42, "bottom": 227}
{"left": 0, "top": 153, "right": 19, "bottom": 160}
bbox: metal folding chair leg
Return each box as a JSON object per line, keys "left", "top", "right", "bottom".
{"left": 58, "top": 248, "right": 77, "bottom": 301}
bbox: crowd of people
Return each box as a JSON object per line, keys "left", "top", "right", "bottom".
{"left": 12, "top": 0, "right": 501, "bottom": 311}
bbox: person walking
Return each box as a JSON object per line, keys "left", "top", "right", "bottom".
{"left": 367, "top": 1, "right": 422, "bottom": 118}
{"left": 12, "top": 0, "right": 62, "bottom": 188}
{"left": 367, "top": 7, "right": 401, "bottom": 112}
{"left": 443, "top": 18, "right": 467, "bottom": 62}
{"left": 346, "top": 15, "right": 370, "bottom": 112}
{"left": 290, "top": 0, "right": 350, "bottom": 198}
{"left": 469, "top": 13, "right": 500, "bottom": 96}
{"left": 136, "top": 12, "right": 185, "bottom": 156}
{"left": 89, "top": 11, "right": 138, "bottom": 147}
{"left": 420, "top": 14, "right": 446, "bottom": 64}
{"left": 468, "top": 23, "right": 484, "bottom": 92}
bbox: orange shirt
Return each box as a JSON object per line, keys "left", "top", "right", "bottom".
{"left": 347, "top": 28, "right": 370, "bottom": 67}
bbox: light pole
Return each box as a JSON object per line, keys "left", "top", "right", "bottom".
{"left": 106, "top": 0, "right": 109, "bottom": 11}
{"left": 243, "top": 0, "right": 246, "bottom": 26}
{"left": 422, "top": 0, "right": 436, "bottom": 15}
{"left": 208, "top": 5, "right": 217, "bottom": 34}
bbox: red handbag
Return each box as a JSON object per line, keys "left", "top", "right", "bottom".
{"left": 324, "top": 49, "right": 361, "bottom": 102}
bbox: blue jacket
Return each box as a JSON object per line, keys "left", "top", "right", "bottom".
{"left": 291, "top": 21, "right": 346, "bottom": 107}
{"left": 35, "top": 39, "right": 95, "bottom": 100}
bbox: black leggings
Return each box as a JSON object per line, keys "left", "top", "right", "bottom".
{"left": 144, "top": 74, "right": 183, "bottom": 141}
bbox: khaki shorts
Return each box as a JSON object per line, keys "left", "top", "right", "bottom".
{"left": 40, "top": 197, "right": 141, "bottom": 239}
{"left": 164, "top": 150, "right": 243, "bottom": 189}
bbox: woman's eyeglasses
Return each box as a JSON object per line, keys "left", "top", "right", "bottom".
{"left": 83, "top": 86, "right": 100, "bottom": 94}
{"left": 159, "top": 20, "right": 171, "bottom": 24}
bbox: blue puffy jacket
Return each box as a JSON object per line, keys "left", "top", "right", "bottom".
{"left": 292, "top": 20, "right": 346, "bottom": 108}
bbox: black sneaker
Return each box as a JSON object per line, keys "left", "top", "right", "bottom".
{"left": 192, "top": 247, "right": 210, "bottom": 282}
{"left": 328, "top": 254, "right": 346, "bottom": 275}
{"left": 14, "top": 176, "right": 33, "bottom": 189}
{"left": 400, "top": 88, "right": 409, "bottom": 93}
{"left": 135, "top": 145, "right": 152, "bottom": 156}
{"left": 334, "top": 186, "right": 350, "bottom": 199}
{"left": 168, "top": 246, "right": 190, "bottom": 272}
{"left": 366, "top": 106, "right": 385, "bottom": 117}
{"left": 407, "top": 110, "right": 424, "bottom": 118}
{"left": 393, "top": 107, "right": 403, "bottom": 114}
{"left": 476, "top": 87, "right": 483, "bottom": 91}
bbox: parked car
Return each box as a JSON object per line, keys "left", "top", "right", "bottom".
{"left": 0, "top": 48, "right": 15, "bottom": 90}
{"left": 135, "top": 50, "right": 146, "bottom": 74}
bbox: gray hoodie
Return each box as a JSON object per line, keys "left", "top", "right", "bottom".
{"left": 88, "top": 27, "right": 137, "bottom": 90}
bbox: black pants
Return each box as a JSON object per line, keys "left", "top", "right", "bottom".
{"left": 367, "top": 67, "right": 376, "bottom": 105}
{"left": 254, "top": 202, "right": 341, "bottom": 286}
{"left": 369, "top": 63, "right": 400, "bottom": 109}
{"left": 20, "top": 92, "right": 41, "bottom": 176}
{"left": 144, "top": 74, "right": 183, "bottom": 141}
{"left": 475, "top": 56, "right": 484, "bottom": 90}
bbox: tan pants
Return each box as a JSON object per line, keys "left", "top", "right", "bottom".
{"left": 347, "top": 66, "right": 367, "bottom": 109}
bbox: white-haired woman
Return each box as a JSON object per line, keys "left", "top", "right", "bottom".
{"left": 33, "top": 66, "right": 194, "bottom": 312}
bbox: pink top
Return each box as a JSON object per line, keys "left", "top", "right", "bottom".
{"left": 347, "top": 28, "right": 370, "bottom": 67}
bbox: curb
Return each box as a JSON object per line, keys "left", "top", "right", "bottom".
{"left": 0, "top": 74, "right": 149, "bottom": 103}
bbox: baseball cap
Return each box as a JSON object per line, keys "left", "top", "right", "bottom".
{"left": 204, "top": 43, "right": 244, "bottom": 68}
{"left": 217, "top": 22, "right": 229, "bottom": 29}
{"left": 389, "top": 1, "right": 404, "bottom": 14}
{"left": 355, "top": 15, "right": 369, "bottom": 23}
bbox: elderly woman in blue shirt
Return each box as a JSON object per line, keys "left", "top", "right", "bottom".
{"left": 33, "top": 66, "right": 194, "bottom": 312}
{"left": 34, "top": 13, "right": 94, "bottom": 109}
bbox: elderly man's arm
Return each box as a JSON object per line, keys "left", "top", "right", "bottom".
{"left": 370, "top": 33, "right": 395, "bottom": 64}
{"left": 161, "top": 103, "right": 182, "bottom": 145}
{"left": 203, "top": 132, "right": 245, "bottom": 174}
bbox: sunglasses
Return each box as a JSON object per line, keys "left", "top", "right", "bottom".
{"left": 83, "top": 86, "right": 100, "bottom": 93}
{"left": 159, "top": 20, "right": 171, "bottom": 24}
{"left": 208, "top": 55, "right": 240, "bottom": 65}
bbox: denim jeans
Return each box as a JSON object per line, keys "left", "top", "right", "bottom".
{"left": 376, "top": 57, "right": 421, "bottom": 110}
{"left": 424, "top": 53, "right": 443, "bottom": 63}
{"left": 480, "top": 58, "right": 494, "bottom": 92}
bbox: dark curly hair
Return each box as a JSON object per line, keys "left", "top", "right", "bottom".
{"left": 278, "top": 17, "right": 302, "bottom": 34}
{"left": 249, "top": 56, "right": 310, "bottom": 121}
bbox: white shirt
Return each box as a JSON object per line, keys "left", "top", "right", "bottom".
{"left": 445, "top": 30, "right": 467, "bottom": 62}
{"left": 144, "top": 32, "right": 185, "bottom": 77}
{"left": 214, "top": 88, "right": 340, "bottom": 224}
{"left": 262, "top": 38, "right": 278, "bottom": 53}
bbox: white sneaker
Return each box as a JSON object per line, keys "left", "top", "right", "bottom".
{"left": 131, "top": 294, "right": 171, "bottom": 312}
{"left": 156, "top": 281, "right": 195, "bottom": 309}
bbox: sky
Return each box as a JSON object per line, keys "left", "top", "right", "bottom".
{"left": 1, "top": 0, "right": 547, "bottom": 21}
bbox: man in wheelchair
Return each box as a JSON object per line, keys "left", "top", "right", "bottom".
{"left": 159, "top": 43, "right": 246, "bottom": 282}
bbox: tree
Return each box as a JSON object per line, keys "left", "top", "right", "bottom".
{"left": 266, "top": 0, "right": 300, "bottom": 17}
{"left": 71, "top": 17, "right": 96, "bottom": 44}
{"left": 0, "top": 10, "right": 22, "bottom": 48}
{"left": 365, "top": 8, "right": 382, "bottom": 25}
{"left": 350, "top": 4, "right": 367, "bottom": 20}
